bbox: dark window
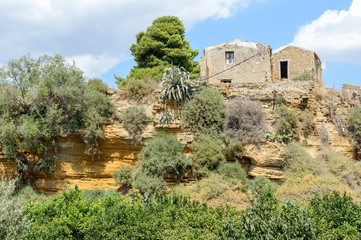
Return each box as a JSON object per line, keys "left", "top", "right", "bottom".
{"left": 221, "top": 79, "right": 232, "bottom": 83}
{"left": 225, "top": 52, "right": 234, "bottom": 64}
{"left": 280, "top": 61, "right": 288, "bottom": 79}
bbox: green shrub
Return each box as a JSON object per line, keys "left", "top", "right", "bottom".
{"left": 121, "top": 107, "right": 150, "bottom": 144}
{"left": 322, "top": 147, "right": 361, "bottom": 188}
{"left": 86, "top": 78, "right": 109, "bottom": 93}
{"left": 0, "top": 54, "right": 116, "bottom": 182}
{"left": 128, "top": 132, "right": 187, "bottom": 196}
{"left": 26, "top": 187, "right": 92, "bottom": 239}
{"left": 13, "top": 186, "right": 48, "bottom": 204}
{"left": 181, "top": 87, "right": 225, "bottom": 135}
{"left": 300, "top": 109, "right": 315, "bottom": 138}
{"left": 292, "top": 70, "right": 315, "bottom": 81}
{"left": 139, "top": 132, "right": 186, "bottom": 179}
{"left": 0, "top": 177, "right": 32, "bottom": 240}
{"left": 274, "top": 105, "right": 300, "bottom": 142}
{"left": 224, "top": 99, "right": 267, "bottom": 143}
{"left": 190, "top": 135, "right": 226, "bottom": 177}
{"left": 125, "top": 78, "right": 155, "bottom": 101}
{"left": 247, "top": 176, "right": 278, "bottom": 195}
{"left": 222, "top": 186, "right": 316, "bottom": 239}
{"left": 223, "top": 139, "right": 243, "bottom": 161}
{"left": 218, "top": 162, "right": 247, "bottom": 183}
{"left": 114, "top": 166, "right": 134, "bottom": 186}
{"left": 81, "top": 188, "right": 117, "bottom": 199}
{"left": 347, "top": 105, "right": 361, "bottom": 154}
{"left": 309, "top": 191, "right": 361, "bottom": 238}
{"left": 283, "top": 142, "right": 324, "bottom": 178}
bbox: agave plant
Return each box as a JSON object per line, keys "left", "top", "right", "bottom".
{"left": 160, "top": 65, "right": 204, "bottom": 102}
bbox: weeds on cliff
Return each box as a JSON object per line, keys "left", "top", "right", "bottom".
{"left": 347, "top": 105, "right": 361, "bottom": 155}
{"left": 283, "top": 142, "right": 324, "bottom": 178}
{"left": 300, "top": 109, "right": 316, "bottom": 138}
{"left": 190, "top": 135, "right": 226, "bottom": 178}
{"left": 320, "top": 147, "right": 361, "bottom": 188}
{"left": 125, "top": 78, "right": 156, "bottom": 101}
{"left": 121, "top": 106, "right": 151, "bottom": 144}
{"left": 224, "top": 99, "right": 267, "bottom": 143}
{"left": 274, "top": 105, "right": 300, "bottom": 142}
{"left": 292, "top": 70, "right": 314, "bottom": 81}
{"left": 320, "top": 124, "right": 329, "bottom": 144}
{"left": 181, "top": 87, "right": 225, "bottom": 135}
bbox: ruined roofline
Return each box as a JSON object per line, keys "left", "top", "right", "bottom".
{"left": 273, "top": 45, "right": 318, "bottom": 56}
{"left": 204, "top": 39, "right": 270, "bottom": 52}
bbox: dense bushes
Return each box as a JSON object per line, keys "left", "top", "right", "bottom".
{"left": 224, "top": 99, "right": 267, "bottom": 143}
{"left": 300, "top": 109, "right": 315, "bottom": 138}
{"left": 181, "top": 87, "right": 225, "bottom": 135}
{"left": 125, "top": 78, "right": 155, "bottom": 101}
{"left": 121, "top": 106, "right": 150, "bottom": 143}
{"left": 274, "top": 105, "right": 300, "bottom": 142}
{"left": 0, "top": 54, "right": 116, "bottom": 182}
{"left": 1, "top": 183, "right": 359, "bottom": 239}
{"left": 190, "top": 135, "right": 226, "bottom": 177}
{"left": 347, "top": 105, "right": 361, "bottom": 154}
{"left": 114, "top": 132, "right": 187, "bottom": 196}
{"left": 0, "top": 177, "right": 31, "bottom": 240}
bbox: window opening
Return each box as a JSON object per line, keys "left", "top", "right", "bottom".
{"left": 225, "top": 52, "right": 234, "bottom": 64}
{"left": 221, "top": 79, "right": 232, "bottom": 83}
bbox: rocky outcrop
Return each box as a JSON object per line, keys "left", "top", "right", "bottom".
{"left": 0, "top": 82, "right": 359, "bottom": 192}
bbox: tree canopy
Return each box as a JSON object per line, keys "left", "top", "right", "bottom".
{"left": 116, "top": 16, "right": 199, "bottom": 87}
{"left": 0, "top": 54, "right": 116, "bottom": 183}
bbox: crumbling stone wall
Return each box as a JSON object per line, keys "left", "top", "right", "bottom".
{"left": 272, "top": 46, "right": 322, "bottom": 84}
{"left": 201, "top": 39, "right": 272, "bottom": 84}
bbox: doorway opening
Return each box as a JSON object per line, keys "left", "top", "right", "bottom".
{"left": 280, "top": 61, "right": 288, "bottom": 79}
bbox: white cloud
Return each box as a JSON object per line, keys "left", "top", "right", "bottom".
{"left": 291, "top": 0, "right": 361, "bottom": 64}
{"left": 0, "top": 0, "right": 260, "bottom": 79}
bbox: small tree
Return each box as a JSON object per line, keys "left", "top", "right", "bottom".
{"left": 181, "top": 87, "right": 225, "bottom": 135}
{"left": 274, "top": 105, "right": 300, "bottom": 142}
{"left": 121, "top": 107, "right": 150, "bottom": 144}
{"left": 224, "top": 99, "right": 267, "bottom": 143}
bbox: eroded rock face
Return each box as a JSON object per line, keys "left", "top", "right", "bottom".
{"left": 0, "top": 82, "right": 359, "bottom": 192}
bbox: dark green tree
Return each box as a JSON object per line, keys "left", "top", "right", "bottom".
{"left": 116, "top": 16, "right": 199, "bottom": 87}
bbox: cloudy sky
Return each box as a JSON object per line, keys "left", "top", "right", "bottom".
{"left": 0, "top": 0, "right": 360, "bottom": 88}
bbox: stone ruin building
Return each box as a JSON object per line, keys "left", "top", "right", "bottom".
{"left": 200, "top": 39, "right": 322, "bottom": 85}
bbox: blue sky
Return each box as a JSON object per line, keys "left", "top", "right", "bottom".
{"left": 1, "top": 0, "right": 360, "bottom": 89}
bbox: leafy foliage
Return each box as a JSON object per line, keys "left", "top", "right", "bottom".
{"left": 0, "top": 177, "right": 31, "bottom": 240}
{"left": 299, "top": 109, "right": 316, "bottom": 138}
{"left": 283, "top": 142, "right": 324, "bottom": 178}
{"left": 224, "top": 99, "right": 267, "bottom": 143}
{"left": 114, "top": 132, "right": 187, "bottom": 196}
{"left": 121, "top": 106, "right": 150, "bottom": 144}
{"left": 217, "top": 162, "right": 247, "bottom": 183}
{"left": 309, "top": 191, "right": 361, "bottom": 238}
{"left": 181, "top": 87, "right": 225, "bottom": 135}
{"left": 347, "top": 105, "right": 361, "bottom": 154}
{"left": 117, "top": 16, "right": 199, "bottom": 85}
{"left": 292, "top": 70, "right": 315, "bottom": 81}
{"left": 190, "top": 135, "right": 226, "bottom": 177}
{"left": 222, "top": 186, "right": 316, "bottom": 239}
{"left": 114, "top": 166, "right": 133, "bottom": 189}
{"left": 0, "top": 54, "right": 116, "bottom": 182}
{"left": 125, "top": 78, "right": 155, "bottom": 101}
{"left": 274, "top": 105, "right": 300, "bottom": 142}
{"left": 87, "top": 78, "right": 109, "bottom": 94}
